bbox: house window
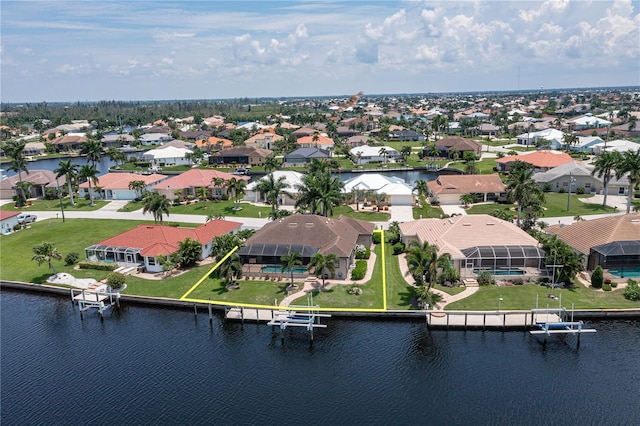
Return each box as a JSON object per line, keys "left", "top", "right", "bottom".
{"left": 148, "top": 257, "right": 156, "bottom": 266}
{"left": 619, "top": 187, "right": 625, "bottom": 195}
{"left": 585, "top": 183, "right": 591, "bottom": 189}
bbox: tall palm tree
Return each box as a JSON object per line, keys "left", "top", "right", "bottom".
{"left": 219, "top": 253, "right": 243, "bottom": 289}
{"left": 210, "top": 177, "right": 226, "bottom": 200}
{"left": 405, "top": 240, "right": 441, "bottom": 290}
{"left": 263, "top": 155, "right": 280, "bottom": 173}
{"left": 78, "top": 164, "right": 99, "bottom": 206}
{"left": 307, "top": 252, "right": 338, "bottom": 289}
{"left": 142, "top": 191, "right": 171, "bottom": 224}
{"left": 616, "top": 150, "right": 640, "bottom": 214}
{"left": 591, "top": 150, "right": 622, "bottom": 207}
{"left": 414, "top": 179, "right": 429, "bottom": 200}
{"left": 226, "top": 177, "right": 247, "bottom": 210}
{"left": 81, "top": 139, "right": 103, "bottom": 166}
{"left": 5, "top": 140, "right": 29, "bottom": 206}
{"left": 505, "top": 160, "right": 545, "bottom": 227}
{"left": 255, "top": 173, "right": 290, "bottom": 212}
{"left": 295, "top": 170, "right": 344, "bottom": 217}
{"left": 128, "top": 180, "right": 146, "bottom": 199}
{"left": 400, "top": 145, "right": 412, "bottom": 163}
{"left": 378, "top": 147, "right": 388, "bottom": 165}
{"left": 55, "top": 159, "right": 78, "bottom": 206}
{"left": 32, "top": 242, "right": 62, "bottom": 277}
{"left": 281, "top": 250, "right": 302, "bottom": 289}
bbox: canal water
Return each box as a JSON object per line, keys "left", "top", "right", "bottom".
{"left": 2, "top": 290, "right": 639, "bottom": 425}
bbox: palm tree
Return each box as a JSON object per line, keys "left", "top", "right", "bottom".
{"left": 81, "top": 139, "right": 103, "bottom": 166}
{"left": 78, "top": 164, "right": 99, "bottom": 206}
{"left": 128, "top": 180, "right": 146, "bottom": 199}
{"left": 460, "top": 193, "right": 475, "bottom": 208}
{"left": 263, "top": 155, "right": 280, "bottom": 173}
{"left": 505, "top": 160, "right": 545, "bottom": 227}
{"left": 184, "top": 151, "right": 196, "bottom": 166}
{"left": 281, "top": 250, "right": 302, "bottom": 289}
{"left": 400, "top": 145, "right": 412, "bottom": 163}
{"left": 219, "top": 253, "right": 243, "bottom": 289}
{"left": 591, "top": 150, "right": 622, "bottom": 207}
{"left": 295, "top": 170, "right": 344, "bottom": 216}
{"left": 106, "top": 146, "right": 126, "bottom": 168}
{"left": 196, "top": 186, "right": 209, "bottom": 202}
{"left": 32, "top": 242, "right": 62, "bottom": 277}
{"left": 405, "top": 240, "right": 441, "bottom": 290}
{"left": 54, "top": 159, "right": 78, "bottom": 206}
{"left": 210, "top": 177, "right": 226, "bottom": 200}
{"left": 616, "top": 150, "right": 640, "bottom": 214}
{"left": 562, "top": 133, "right": 578, "bottom": 151}
{"left": 307, "top": 252, "right": 338, "bottom": 289}
{"left": 255, "top": 173, "right": 290, "bottom": 212}
{"left": 142, "top": 191, "right": 171, "bottom": 224}
{"left": 414, "top": 180, "right": 429, "bottom": 200}
{"left": 378, "top": 147, "right": 388, "bottom": 165}
{"left": 226, "top": 177, "right": 247, "bottom": 211}
{"left": 4, "top": 140, "right": 29, "bottom": 206}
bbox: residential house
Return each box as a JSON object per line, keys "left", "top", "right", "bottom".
{"left": 283, "top": 147, "right": 330, "bottom": 166}
{"left": 291, "top": 127, "right": 318, "bottom": 138}
{"left": 389, "top": 129, "right": 424, "bottom": 142}
{"left": 399, "top": 215, "right": 545, "bottom": 278}
{"left": 0, "top": 170, "right": 66, "bottom": 200}
{"left": 342, "top": 173, "right": 415, "bottom": 206}
{"left": 546, "top": 213, "right": 640, "bottom": 271}
{"left": 50, "top": 135, "right": 88, "bottom": 151}
{"left": 244, "top": 170, "right": 304, "bottom": 206}
{"left": 349, "top": 145, "right": 401, "bottom": 165}
{"left": 345, "top": 135, "right": 370, "bottom": 147}
{"left": 138, "top": 133, "right": 172, "bottom": 146}
{"left": 431, "top": 136, "right": 482, "bottom": 158}
{"left": 23, "top": 142, "right": 46, "bottom": 157}
{"left": 1, "top": 211, "right": 21, "bottom": 234}
{"left": 516, "top": 128, "right": 564, "bottom": 148}
{"left": 141, "top": 146, "right": 193, "bottom": 167}
{"left": 196, "top": 136, "right": 234, "bottom": 152}
{"left": 570, "top": 113, "right": 612, "bottom": 130}
{"left": 496, "top": 151, "right": 573, "bottom": 173}
{"left": 101, "top": 134, "right": 135, "bottom": 148}
{"left": 238, "top": 214, "right": 375, "bottom": 280}
{"left": 427, "top": 175, "right": 506, "bottom": 205}
{"left": 244, "top": 131, "right": 283, "bottom": 150}
{"left": 473, "top": 123, "right": 500, "bottom": 138}
{"left": 208, "top": 146, "right": 273, "bottom": 167}
{"left": 152, "top": 168, "right": 248, "bottom": 200}
{"left": 295, "top": 135, "right": 335, "bottom": 150}
{"left": 78, "top": 172, "right": 168, "bottom": 200}
{"left": 85, "top": 220, "right": 242, "bottom": 273}
{"left": 591, "top": 139, "right": 640, "bottom": 155}
{"left": 533, "top": 161, "right": 629, "bottom": 196}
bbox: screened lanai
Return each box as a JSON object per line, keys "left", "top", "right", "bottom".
{"left": 238, "top": 243, "right": 319, "bottom": 266}
{"left": 85, "top": 245, "right": 142, "bottom": 265}
{"left": 461, "top": 245, "right": 545, "bottom": 276}
{"left": 588, "top": 240, "right": 640, "bottom": 270}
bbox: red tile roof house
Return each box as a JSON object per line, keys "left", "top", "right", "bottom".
{"left": 295, "top": 135, "right": 335, "bottom": 149}
{"left": 427, "top": 174, "right": 506, "bottom": 205}
{"left": 85, "top": 219, "right": 242, "bottom": 273}
{"left": 496, "top": 150, "right": 573, "bottom": 173}
{"left": 0, "top": 211, "right": 21, "bottom": 234}
{"left": 78, "top": 172, "right": 168, "bottom": 200}
{"left": 0, "top": 170, "right": 67, "bottom": 200}
{"left": 152, "top": 169, "right": 248, "bottom": 201}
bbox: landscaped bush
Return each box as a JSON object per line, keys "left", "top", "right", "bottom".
{"left": 354, "top": 245, "right": 370, "bottom": 260}
{"left": 543, "top": 183, "right": 552, "bottom": 192}
{"left": 65, "top": 252, "right": 79, "bottom": 266}
{"left": 477, "top": 271, "right": 493, "bottom": 286}
{"left": 78, "top": 261, "right": 117, "bottom": 271}
{"left": 591, "top": 266, "right": 604, "bottom": 289}
{"left": 351, "top": 260, "right": 367, "bottom": 280}
{"left": 347, "top": 285, "right": 363, "bottom": 296}
{"left": 602, "top": 283, "right": 612, "bottom": 291}
{"left": 372, "top": 232, "right": 382, "bottom": 244}
{"left": 392, "top": 242, "right": 405, "bottom": 255}
{"left": 624, "top": 279, "right": 640, "bottom": 301}
{"left": 576, "top": 187, "right": 585, "bottom": 195}
{"left": 610, "top": 281, "right": 618, "bottom": 288}
{"left": 106, "top": 272, "right": 126, "bottom": 290}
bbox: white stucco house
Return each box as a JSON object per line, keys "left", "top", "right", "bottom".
{"left": 141, "top": 146, "right": 193, "bottom": 167}
{"left": 139, "top": 133, "right": 172, "bottom": 146}
{"left": 342, "top": 173, "right": 414, "bottom": 206}
{"left": 243, "top": 170, "right": 304, "bottom": 206}
{"left": 350, "top": 145, "right": 401, "bottom": 165}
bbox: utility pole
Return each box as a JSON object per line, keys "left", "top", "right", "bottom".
{"left": 566, "top": 171, "right": 575, "bottom": 211}
{"left": 56, "top": 177, "right": 65, "bottom": 223}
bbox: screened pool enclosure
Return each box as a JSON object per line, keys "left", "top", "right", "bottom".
{"left": 461, "top": 245, "right": 545, "bottom": 276}
{"left": 588, "top": 240, "right": 640, "bottom": 271}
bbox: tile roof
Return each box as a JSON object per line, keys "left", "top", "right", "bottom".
{"left": 0, "top": 170, "right": 66, "bottom": 190}
{"left": 434, "top": 136, "right": 482, "bottom": 151}
{"left": 400, "top": 215, "right": 539, "bottom": 259}
{"left": 78, "top": 172, "right": 166, "bottom": 189}
{"left": 95, "top": 220, "right": 242, "bottom": 257}
{"left": 152, "top": 169, "right": 247, "bottom": 190}
{"left": 243, "top": 214, "right": 374, "bottom": 258}
{"left": 0, "top": 211, "right": 21, "bottom": 220}
{"left": 296, "top": 135, "right": 335, "bottom": 146}
{"left": 496, "top": 151, "right": 573, "bottom": 168}
{"left": 546, "top": 213, "right": 640, "bottom": 254}
{"left": 427, "top": 174, "right": 505, "bottom": 195}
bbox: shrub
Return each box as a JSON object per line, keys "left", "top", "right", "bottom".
{"left": 610, "top": 281, "right": 618, "bottom": 288}
{"left": 84, "top": 193, "right": 91, "bottom": 200}
{"left": 372, "top": 232, "right": 382, "bottom": 244}
{"left": 591, "top": 266, "right": 604, "bottom": 289}
{"left": 347, "top": 285, "right": 363, "bottom": 296}
{"left": 64, "top": 252, "right": 79, "bottom": 266}
{"left": 351, "top": 260, "right": 367, "bottom": 280}
{"left": 392, "top": 242, "right": 405, "bottom": 255}
{"left": 477, "top": 271, "right": 493, "bottom": 286}
{"left": 44, "top": 188, "right": 59, "bottom": 200}
{"left": 385, "top": 231, "right": 400, "bottom": 245}
{"left": 354, "top": 245, "right": 370, "bottom": 260}
{"left": 543, "top": 183, "right": 552, "bottom": 192}
{"left": 558, "top": 187, "right": 565, "bottom": 193}
{"left": 576, "top": 187, "right": 585, "bottom": 195}
{"left": 624, "top": 279, "right": 640, "bottom": 301}
{"left": 13, "top": 223, "right": 21, "bottom": 232}
{"left": 602, "top": 283, "right": 612, "bottom": 291}
{"left": 78, "top": 261, "right": 117, "bottom": 271}
{"left": 512, "top": 278, "right": 524, "bottom": 285}
{"left": 106, "top": 272, "right": 126, "bottom": 290}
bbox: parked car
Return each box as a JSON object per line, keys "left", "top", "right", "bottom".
{"left": 17, "top": 213, "right": 37, "bottom": 224}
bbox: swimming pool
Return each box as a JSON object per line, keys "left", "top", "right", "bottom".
{"left": 473, "top": 269, "right": 525, "bottom": 276}
{"left": 607, "top": 266, "right": 640, "bottom": 278}
{"left": 261, "top": 265, "right": 308, "bottom": 274}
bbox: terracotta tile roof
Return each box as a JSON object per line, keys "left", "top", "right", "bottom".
{"left": 400, "top": 215, "right": 539, "bottom": 259}
{"left": 152, "top": 169, "right": 247, "bottom": 190}
{"left": 196, "top": 137, "right": 233, "bottom": 149}
{"left": 0, "top": 211, "right": 20, "bottom": 220}
{"left": 244, "top": 214, "right": 374, "bottom": 258}
{"left": 546, "top": 213, "right": 640, "bottom": 254}
{"left": 296, "top": 135, "right": 335, "bottom": 146}
{"left": 210, "top": 146, "right": 273, "bottom": 157}
{"left": 78, "top": 172, "right": 166, "bottom": 190}
{"left": 95, "top": 220, "right": 242, "bottom": 257}
{"left": 434, "top": 136, "right": 482, "bottom": 151}
{"left": 496, "top": 151, "right": 573, "bottom": 168}
{"left": 0, "top": 170, "right": 66, "bottom": 190}
{"left": 428, "top": 174, "right": 505, "bottom": 195}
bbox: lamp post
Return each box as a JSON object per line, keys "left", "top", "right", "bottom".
{"left": 566, "top": 171, "right": 576, "bottom": 211}
{"left": 55, "top": 177, "right": 65, "bottom": 223}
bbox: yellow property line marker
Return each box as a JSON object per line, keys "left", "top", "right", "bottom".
{"left": 181, "top": 229, "right": 388, "bottom": 312}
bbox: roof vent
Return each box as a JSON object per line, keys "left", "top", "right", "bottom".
{"left": 305, "top": 222, "right": 315, "bottom": 228}
{"left": 463, "top": 223, "right": 471, "bottom": 226}
{"left": 486, "top": 222, "right": 495, "bottom": 226}
{"left": 631, "top": 219, "right": 640, "bottom": 223}
{"left": 289, "top": 223, "right": 298, "bottom": 228}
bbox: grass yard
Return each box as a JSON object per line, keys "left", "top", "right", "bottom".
{"left": 384, "top": 246, "right": 417, "bottom": 310}
{"left": 181, "top": 275, "right": 290, "bottom": 306}
{"left": 413, "top": 196, "right": 444, "bottom": 219}
{"left": 466, "top": 193, "right": 617, "bottom": 219}
{"left": 332, "top": 205, "right": 390, "bottom": 221}
{"left": 446, "top": 283, "right": 639, "bottom": 310}
{"left": 1, "top": 198, "right": 108, "bottom": 212}
{"left": 447, "top": 158, "right": 497, "bottom": 174}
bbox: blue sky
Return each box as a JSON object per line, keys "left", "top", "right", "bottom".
{"left": 1, "top": 0, "right": 639, "bottom": 102}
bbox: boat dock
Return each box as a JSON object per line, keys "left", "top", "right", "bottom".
{"left": 70, "top": 287, "right": 121, "bottom": 319}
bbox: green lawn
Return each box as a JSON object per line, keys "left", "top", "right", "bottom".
{"left": 466, "top": 193, "right": 617, "bottom": 219}
{"left": 447, "top": 158, "right": 497, "bottom": 174}
{"left": 332, "top": 205, "right": 390, "bottom": 221}
{"left": 446, "top": 283, "right": 639, "bottom": 310}
{"left": 2, "top": 198, "right": 109, "bottom": 212}
{"left": 413, "top": 196, "right": 444, "bottom": 219}
{"left": 119, "top": 199, "right": 272, "bottom": 218}
{"left": 174, "top": 274, "right": 289, "bottom": 305}
{"left": 385, "top": 246, "right": 417, "bottom": 309}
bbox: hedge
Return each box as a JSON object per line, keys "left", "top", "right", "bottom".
{"left": 78, "top": 261, "right": 117, "bottom": 271}
{"left": 351, "top": 260, "right": 367, "bottom": 280}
